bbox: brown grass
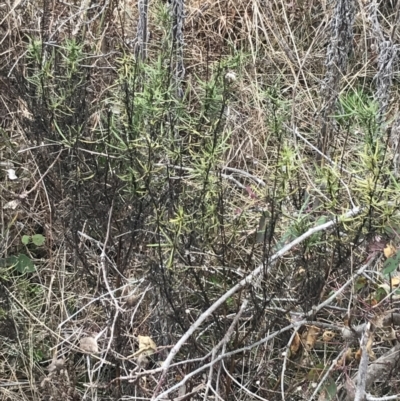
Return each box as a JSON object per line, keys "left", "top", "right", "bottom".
{"left": 1, "top": 0, "right": 400, "bottom": 400}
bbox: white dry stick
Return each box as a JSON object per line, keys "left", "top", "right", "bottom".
{"left": 95, "top": 314, "right": 119, "bottom": 375}
{"left": 221, "top": 361, "right": 269, "bottom": 401}
{"left": 222, "top": 166, "right": 267, "bottom": 187}
{"left": 129, "top": 285, "right": 150, "bottom": 327}
{"left": 0, "top": 0, "right": 24, "bottom": 26}
{"left": 306, "top": 256, "right": 375, "bottom": 318}
{"left": 364, "top": 343, "right": 400, "bottom": 393}
{"left": 281, "top": 328, "right": 301, "bottom": 401}
{"left": 135, "top": 0, "right": 149, "bottom": 60}
{"left": 216, "top": 299, "right": 249, "bottom": 398}
{"left": 291, "top": 125, "right": 361, "bottom": 180}
{"left": 77, "top": 230, "right": 126, "bottom": 280}
{"left": 149, "top": 258, "right": 373, "bottom": 401}
{"left": 99, "top": 202, "right": 121, "bottom": 312}
{"left": 355, "top": 322, "right": 372, "bottom": 401}
{"left": 72, "top": 0, "right": 91, "bottom": 36}
{"left": 220, "top": 173, "right": 246, "bottom": 189}
{"left": 93, "top": 203, "right": 122, "bottom": 375}
{"left": 84, "top": 354, "right": 97, "bottom": 400}
{"left": 309, "top": 348, "right": 346, "bottom": 400}
{"left": 57, "top": 285, "right": 127, "bottom": 330}
{"left": 292, "top": 126, "right": 358, "bottom": 208}
{"left": 203, "top": 299, "right": 249, "bottom": 401}
{"left": 154, "top": 163, "right": 247, "bottom": 189}
{"left": 18, "top": 150, "right": 63, "bottom": 199}
{"left": 152, "top": 321, "right": 306, "bottom": 401}
{"left": 366, "top": 395, "right": 400, "bottom": 401}
{"left": 151, "top": 205, "right": 363, "bottom": 400}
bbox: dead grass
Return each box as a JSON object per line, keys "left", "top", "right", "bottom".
{"left": 1, "top": 0, "right": 400, "bottom": 400}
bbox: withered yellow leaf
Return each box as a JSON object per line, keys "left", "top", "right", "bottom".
{"left": 391, "top": 277, "right": 400, "bottom": 287}
{"left": 138, "top": 335, "right": 157, "bottom": 356}
{"left": 354, "top": 333, "right": 375, "bottom": 362}
{"left": 322, "top": 330, "right": 335, "bottom": 342}
{"left": 337, "top": 348, "right": 353, "bottom": 366}
{"left": 127, "top": 335, "right": 157, "bottom": 359}
{"left": 384, "top": 244, "right": 396, "bottom": 259}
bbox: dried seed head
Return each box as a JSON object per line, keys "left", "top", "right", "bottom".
{"left": 47, "top": 358, "right": 65, "bottom": 373}
{"left": 225, "top": 72, "right": 236, "bottom": 83}
{"left": 125, "top": 294, "right": 140, "bottom": 307}
{"left": 6, "top": 169, "right": 18, "bottom": 180}
{"left": 80, "top": 337, "right": 99, "bottom": 354}
{"left": 138, "top": 335, "right": 157, "bottom": 356}
{"left": 137, "top": 353, "right": 149, "bottom": 368}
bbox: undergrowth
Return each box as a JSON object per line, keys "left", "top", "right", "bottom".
{"left": 1, "top": 1, "right": 400, "bottom": 400}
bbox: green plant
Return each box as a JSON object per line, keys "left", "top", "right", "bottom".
{"left": 22, "top": 234, "right": 45, "bottom": 246}
{"left": 336, "top": 88, "right": 380, "bottom": 143}
{"left": 5, "top": 254, "right": 35, "bottom": 274}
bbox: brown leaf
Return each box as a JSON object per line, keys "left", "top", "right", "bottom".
{"left": 125, "top": 294, "right": 140, "bottom": 307}
{"left": 317, "top": 389, "right": 326, "bottom": 401}
{"left": 367, "top": 334, "right": 375, "bottom": 360}
{"left": 302, "top": 326, "right": 320, "bottom": 351}
{"left": 344, "top": 377, "right": 355, "bottom": 400}
{"left": 290, "top": 332, "right": 301, "bottom": 355}
{"left": 355, "top": 348, "right": 362, "bottom": 362}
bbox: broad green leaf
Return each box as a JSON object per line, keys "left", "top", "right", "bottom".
{"left": 0, "top": 256, "right": 18, "bottom": 268}
{"left": 21, "top": 235, "right": 31, "bottom": 245}
{"left": 32, "top": 234, "right": 45, "bottom": 246}
{"left": 382, "top": 249, "right": 400, "bottom": 275}
{"left": 325, "top": 379, "right": 337, "bottom": 400}
{"left": 307, "top": 363, "right": 325, "bottom": 381}
{"left": 15, "top": 254, "right": 35, "bottom": 274}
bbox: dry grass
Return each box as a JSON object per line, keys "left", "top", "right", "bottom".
{"left": 1, "top": 0, "right": 400, "bottom": 400}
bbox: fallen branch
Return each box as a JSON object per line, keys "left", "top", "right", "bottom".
{"left": 355, "top": 323, "right": 372, "bottom": 401}
{"left": 365, "top": 344, "right": 400, "bottom": 391}
{"left": 345, "top": 337, "right": 400, "bottom": 401}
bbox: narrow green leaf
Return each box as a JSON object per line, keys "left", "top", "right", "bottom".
{"left": 256, "top": 211, "right": 269, "bottom": 243}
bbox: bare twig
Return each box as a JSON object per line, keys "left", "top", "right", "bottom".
{"left": 354, "top": 322, "right": 372, "bottom": 401}
{"left": 18, "top": 150, "right": 63, "bottom": 200}
{"left": 151, "top": 205, "right": 364, "bottom": 400}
